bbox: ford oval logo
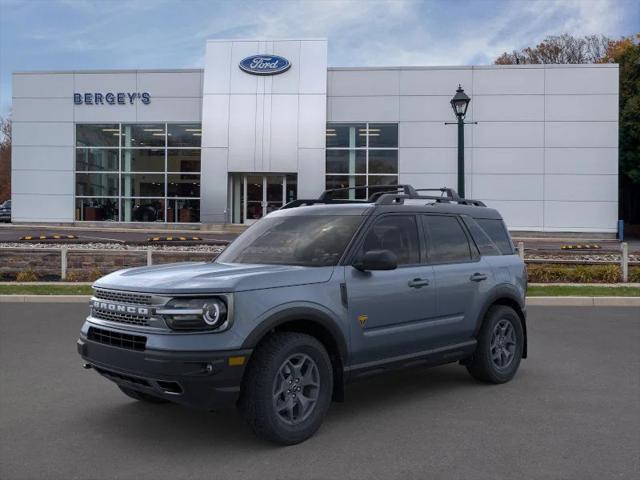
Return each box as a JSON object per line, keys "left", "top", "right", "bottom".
{"left": 239, "top": 55, "right": 291, "bottom": 75}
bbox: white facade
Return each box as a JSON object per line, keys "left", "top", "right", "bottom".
{"left": 11, "top": 39, "right": 619, "bottom": 232}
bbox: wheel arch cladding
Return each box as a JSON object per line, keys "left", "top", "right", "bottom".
{"left": 241, "top": 307, "right": 348, "bottom": 402}
{"left": 477, "top": 288, "right": 527, "bottom": 359}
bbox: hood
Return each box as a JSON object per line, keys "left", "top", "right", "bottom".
{"left": 93, "top": 261, "right": 335, "bottom": 294}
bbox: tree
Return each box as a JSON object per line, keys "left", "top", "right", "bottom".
{"left": 495, "top": 33, "right": 640, "bottom": 225}
{"left": 495, "top": 34, "right": 610, "bottom": 64}
{"left": 0, "top": 116, "right": 10, "bottom": 203}
{"left": 601, "top": 35, "right": 640, "bottom": 225}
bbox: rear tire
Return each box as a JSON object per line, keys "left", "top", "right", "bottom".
{"left": 466, "top": 305, "right": 524, "bottom": 384}
{"left": 240, "top": 332, "right": 333, "bottom": 445}
{"left": 118, "top": 385, "right": 169, "bottom": 404}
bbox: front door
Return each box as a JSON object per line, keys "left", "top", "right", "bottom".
{"left": 231, "top": 174, "right": 297, "bottom": 224}
{"left": 345, "top": 214, "right": 438, "bottom": 366}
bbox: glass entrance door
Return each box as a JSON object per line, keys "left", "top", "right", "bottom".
{"left": 231, "top": 174, "right": 296, "bottom": 224}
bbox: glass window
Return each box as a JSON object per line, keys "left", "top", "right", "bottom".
{"left": 76, "top": 124, "right": 120, "bottom": 147}
{"left": 167, "top": 199, "right": 199, "bottom": 223}
{"left": 326, "top": 175, "right": 367, "bottom": 199}
{"left": 423, "top": 215, "right": 472, "bottom": 263}
{"left": 360, "top": 215, "right": 420, "bottom": 266}
{"left": 368, "top": 123, "right": 398, "bottom": 148}
{"left": 326, "top": 123, "right": 398, "bottom": 198}
{"left": 75, "top": 123, "right": 201, "bottom": 223}
{"left": 121, "top": 149, "right": 165, "bottom": 172}
{"left": 75, "top": 148, "right": 118, "bottom": 171}
{"left": 167, "top": 149, "right": 200, "bottom": 172}
{"left": 326, "top": 150, "right": 366, "bottom": 174}
{"left": 121, "top": 198, "right": 165, "bottom": 222}
{"left": 369, "top": 150, "right": 398, "bottom": 173}
{"left": 326, "top": 124, "right": 366, "bottom": 148}
{"left": 476, "top": 218, "right": 514, "bottom": 255}
{"left": 285, "top": 174, "right": 297, "bottom": 204}
{"left": 167, "top": 174, "right": 200, "bottom": 197}
{"left": 121, "top": 124, "right": 166, "bottom": 147}
{"left": 121, "top": 174, "right": 165, "bottom": 197}
{"left": 168, "top": 124, "right": 202, "bottom": 147}
{"left": 217, "top": 215, "right": 363, "bottom": 267}
{"left": 75, "top": 198, "right": 119, "bottom": 221}
{"left": 462, "top": 216, "right": 501, "bottom": 256}
{"left": 76, "top": 173, "right": 119, "bottom": 197}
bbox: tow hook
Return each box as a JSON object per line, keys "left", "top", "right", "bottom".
{"left": 82, "top": 363, "right": 92, "bottom": 369}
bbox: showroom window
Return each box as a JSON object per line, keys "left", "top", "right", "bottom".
{"left": 325, "top": 123, "right": 398, "bottom": 199}
{"left": 75, "top": 123, "right": 201, "bottom": 222}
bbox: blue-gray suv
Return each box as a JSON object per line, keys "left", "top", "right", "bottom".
{"left": 78, "top": 185, "right": 527, "bottom": 445}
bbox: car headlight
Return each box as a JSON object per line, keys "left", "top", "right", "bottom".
{"left": 157, "top": 297, "right": 229, "bottom": 331}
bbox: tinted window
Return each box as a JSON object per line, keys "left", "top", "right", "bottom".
{"left": 463, "top": 216, "right": 501, "bottom": 256}
{"left": 217, "top": 215, "right": 363, "bottom": 267}
{"left": 476, "top": 218, "right": 514, "bottom": 255}
{"left": 360, "top": 215, "right": 420, "bottom": 266}
{"left": 423, "top": 215, "right": 471, "bottom": 263}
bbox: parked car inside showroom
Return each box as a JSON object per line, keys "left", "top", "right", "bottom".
{"left": 0, "top": 199, "right": 11, "bottom": 222}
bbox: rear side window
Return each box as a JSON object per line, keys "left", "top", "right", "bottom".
{"left": 360, "top": 215, "right": 420, "bottom": 265}
{"left": 422, "top": 215, "right": 472, "bottom": 263}
{"left": 462, "top": 216, "right": 501, "bottom": 256}
{"left": 476, "top": 218, "right": 514, "bottom": 255}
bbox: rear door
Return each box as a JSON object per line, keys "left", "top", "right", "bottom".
{"left": 345, "top": 214, "right": 437, "bottom": 365}
{"left": 421, "top": 214, "right": 492, "bottom": 345}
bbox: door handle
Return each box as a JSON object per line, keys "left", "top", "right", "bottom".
{"left": 470, "top": 273, "right": 488, "bottom": 282}
{"left": 408, "top": 278, "right": 430, "bottom": 288}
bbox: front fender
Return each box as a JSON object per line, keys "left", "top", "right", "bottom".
{"left": 240, "top": 302, "right": 349, "bottom": 363}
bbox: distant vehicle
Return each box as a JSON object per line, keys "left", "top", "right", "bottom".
{"left": 0, "top": 200, "right": 11, "bottom": 222}
{"left": 78, "top": 185, "right": 527, "bottom": 445}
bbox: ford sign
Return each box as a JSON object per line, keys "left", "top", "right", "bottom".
{"left": 239, "top": 55, "right": 291, "bottom": 75}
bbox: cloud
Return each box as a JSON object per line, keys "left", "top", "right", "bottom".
{"left": 0, "top": 0, "right": 636, "bottom": 115}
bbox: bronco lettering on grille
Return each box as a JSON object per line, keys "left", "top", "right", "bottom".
{"left": 92, "top": 300, "right": 149, "bottom": 316}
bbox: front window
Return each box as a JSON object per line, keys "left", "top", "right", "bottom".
{"left": 217, "top": 215, "right": 363, "bottom": 267}
{"left": 325, "top": 123, "right": 398, "bottom": 199}
{"left": 74, "top": 123, "right": 202, "bottom": 222}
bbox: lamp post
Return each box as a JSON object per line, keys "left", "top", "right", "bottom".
{"left": 448, "top": 84, "right": 471, "bottom": 198}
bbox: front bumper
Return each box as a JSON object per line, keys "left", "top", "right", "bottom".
{"left": 77, "top": 334, "right": 252, "bottom": 410}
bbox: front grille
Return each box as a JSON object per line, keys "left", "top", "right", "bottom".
{"left": 88, "top": 327, "right": 146, "bottom": 351}
{"left": 92, "top": 309, "right": 150, "bottom": 327}
{"left": 93, "top": 288, "right": 152, "bottom": 305}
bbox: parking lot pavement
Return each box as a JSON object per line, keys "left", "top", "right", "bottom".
{"left": 1, "top": 304, "right": 638, "bottom": 480}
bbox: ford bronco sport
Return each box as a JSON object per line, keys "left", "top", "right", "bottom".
{"left": 78, "top": 185, "right": 527, "bottom": 445}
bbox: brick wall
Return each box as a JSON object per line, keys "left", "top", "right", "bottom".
{"left": 0, "top": 248, "right": 217, "bottom": 281}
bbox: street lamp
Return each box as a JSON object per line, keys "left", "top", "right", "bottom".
{"left": 448, "top": 84, "right": 471, "bottom": 198}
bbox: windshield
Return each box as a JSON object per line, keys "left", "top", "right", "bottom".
{"left": 216, "top": 215, "right": 363, "bottom": 267}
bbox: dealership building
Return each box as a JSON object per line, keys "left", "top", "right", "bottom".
{"left": 11, "top": 39, "right": 619, "bottom": 232}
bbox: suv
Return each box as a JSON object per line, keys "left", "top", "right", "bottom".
{"left": 78, "top": 185, "right": 527, "bottom": 445}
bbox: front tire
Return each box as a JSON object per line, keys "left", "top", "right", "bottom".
{"left": 118, "top": 385, "right": 169, "bottom": 404}
{"left": 240, "top": 332, "right": 333, "bottom": 445}
{"left": 466, "top": 305, "right": 524, "bottom": 384}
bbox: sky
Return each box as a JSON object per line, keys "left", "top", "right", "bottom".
{"left": 0, "top": 0, "right": 638, "bottom": 116}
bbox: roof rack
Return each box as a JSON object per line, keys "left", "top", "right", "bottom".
{"left": 280, "top": 184, "right": 486, "bottom": 210}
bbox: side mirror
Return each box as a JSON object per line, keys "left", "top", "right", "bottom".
{"left": 354, "top": 249, "right": 398, "bottom": 271}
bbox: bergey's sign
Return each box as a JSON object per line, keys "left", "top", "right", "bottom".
{"left": 239, "top": 55, "right": 291, "bottom": 75}
{"left": 74, "top": 92, "right": 151, "bottom": 105}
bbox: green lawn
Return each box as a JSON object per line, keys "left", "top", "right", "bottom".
{"left": 0, "top": 284, "right": 93, "bottom": 295}
{"left": 527, "top": 285, "right": 640, "bottom": 297}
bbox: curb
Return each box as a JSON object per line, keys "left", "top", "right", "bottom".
{"left": 526, "top": 296, "right": 640, "bottom": 306}
{"left": 1, "top": 295, "right": 639, "bottom": 306}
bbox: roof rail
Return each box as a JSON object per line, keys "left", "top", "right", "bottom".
{"left": 280, "top": 184, "right": 486, "bottom": 210}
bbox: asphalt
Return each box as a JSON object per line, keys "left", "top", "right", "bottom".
{"left": 0, "top": 304, "right": 638, "bottom": 480}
